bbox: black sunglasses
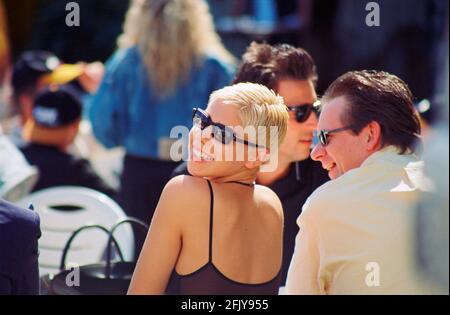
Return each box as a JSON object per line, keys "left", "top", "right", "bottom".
{"left": 286, "top": 101, "right": 321, "bottom": 123}
{"left": 192, "top": 108, "right": 265, "bottom": 148}
{"left": 317, "top": 126, "right": 354, "bottom": 146}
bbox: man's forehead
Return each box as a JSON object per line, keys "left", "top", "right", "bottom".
{"left": 318, "top": 96, "right": 348, "bottom": 129}
{"left": 277, "top": 79, "right": 317, "bottom": 105}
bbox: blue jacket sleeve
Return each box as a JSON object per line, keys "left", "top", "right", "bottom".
{"left": 14, "top": 211, "right": 41, "bottom": 295}
{"left": 0, "top": 275, "right": 12, "bottom": 294}
{"left": 89, "top": 49, "right": 131, "bottom": 148}
{"left": 206, "top": 57, "right": 235, "bottom": 92}
{"left": 0, "top": 200, "right": 41, "bottom": 295}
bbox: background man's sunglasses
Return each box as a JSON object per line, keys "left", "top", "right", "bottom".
{"left": 192, "top": 108, "right": 264, "bottom": 148}
{"left": 287, "top": 101, "right": 321, "bottom": 123}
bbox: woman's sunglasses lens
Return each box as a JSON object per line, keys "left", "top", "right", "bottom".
{"left": 212, "top": 126, "right": 234, "bottom": 144}
{"left": 211, "top": 126, "right": 224, "bottom": 144}
{"left": 223, "top": 128, "right": 234, "bottom": 144}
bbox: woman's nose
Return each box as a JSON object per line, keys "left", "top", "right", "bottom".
{"left": 190, "top": 125, "right": 213, "bottom": 146}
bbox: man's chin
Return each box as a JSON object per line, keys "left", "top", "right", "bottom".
{"left": 328, "top": 169, "right": 341, "bottom": 180}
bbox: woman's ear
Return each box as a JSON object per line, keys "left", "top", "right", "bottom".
{"left": 244, "top": 148, "right": 270, "bottom": 169}
{"left": 259, "top": 147, "right": 271, "bottom": 163}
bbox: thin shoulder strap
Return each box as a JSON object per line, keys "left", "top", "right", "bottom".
{"left": 206, "top": 180, "right": 214, "bottom": 262}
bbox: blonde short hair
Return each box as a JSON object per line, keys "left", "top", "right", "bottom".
{"left": 208, "top": 83, "right": 288, "bottom": 149}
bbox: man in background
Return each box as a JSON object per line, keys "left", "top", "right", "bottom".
{"left": 20, "top": 85, "right": 115, "bottom": 197}
{"left": 4, "top": 50, "right": 103, "bottom": 147}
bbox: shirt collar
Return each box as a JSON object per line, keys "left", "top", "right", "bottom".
{"left": 361, "top": 145, "right": 419, "bottom": 168}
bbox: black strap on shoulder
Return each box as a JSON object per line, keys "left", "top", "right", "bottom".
{"left": 206, "top": 180, "right": 214, "bottom": 262}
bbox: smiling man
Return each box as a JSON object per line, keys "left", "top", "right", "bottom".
{"left": 286, "top": 70, "right": 433, "bottom": 294}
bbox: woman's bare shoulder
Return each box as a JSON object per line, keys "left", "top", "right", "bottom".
{"left": 158, "top": 175, "right": 210, "bottom": 214}
{"left": 254, "top": 185, "right": 284, "bottom": 222}
{"left": 165, "top": 175, "right": 208, "bottom": 190}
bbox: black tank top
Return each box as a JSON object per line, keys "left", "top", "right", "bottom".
{"left": 166, "top": 180, "right": 282, "bottom": 295}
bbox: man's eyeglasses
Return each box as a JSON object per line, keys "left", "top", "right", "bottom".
{"left": 286, "top": 101, "right": 321, "bottom": 123}
{"left": 192, "top": 108, "right": 265, "bottom": 148}
{"left": 317, "top": 126, "right": 354, "bottom": 146}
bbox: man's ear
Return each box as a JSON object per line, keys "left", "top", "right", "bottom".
{"left": 66, "top": 120, "right": 81, "bottom": 144}
{"left": 365, "top": 121, "right": 382, "bottom": 151}
{"left": 244, "top": 148, "right": 270, "bottom": 169}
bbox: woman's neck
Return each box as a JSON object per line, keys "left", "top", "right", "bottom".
{"left": 256, "top": 155, "right": 291, "bottom": 186}
{"left": 207, "top": 169, "right": 257, "bottom": 186}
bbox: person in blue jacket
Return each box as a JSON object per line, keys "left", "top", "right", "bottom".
{"left": 89, "top": 0, "right": 235, "bottom": 257}
{"left": 0, "top": 199, "right": 41, "bottom": 295}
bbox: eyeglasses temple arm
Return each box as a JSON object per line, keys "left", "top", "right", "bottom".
{"left": 234, "top": 137, "right": 264, "bottom": 149}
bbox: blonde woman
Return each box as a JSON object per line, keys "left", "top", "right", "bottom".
{"left": 89, "top": 0, "right": 236, "bottom": 258}
{"left": 128, "top": 83, "right": 288, "bottom": 295}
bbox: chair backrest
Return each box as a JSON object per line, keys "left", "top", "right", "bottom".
{"left": 18, "top": 186, "right": 134, "bottom": 276}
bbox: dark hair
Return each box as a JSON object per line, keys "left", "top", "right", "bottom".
{"left": 233, "top": 42, "right": 317, "bottom": 92}
{"left": 323, "top": 70, "right": 422, "bottom": 154}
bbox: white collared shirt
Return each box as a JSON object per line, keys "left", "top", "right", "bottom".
{"left": 285, "top": 146, "right": 434, "bottom": 294}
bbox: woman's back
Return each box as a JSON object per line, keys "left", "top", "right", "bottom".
{"left": 168, "top": 176, "right": 283, "bottom": 294}
{"left": 127, "top": 82, "right": 289, "bottom": 295}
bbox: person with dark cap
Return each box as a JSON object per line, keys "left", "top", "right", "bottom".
{"left": 0, "top": 198, "right": 41, "bottom": 295}
{"left": 19, "top": 85, "right": 116, "bottom": 197}
{"left": 5, "top": 50, "right": 103, "bottom": 147}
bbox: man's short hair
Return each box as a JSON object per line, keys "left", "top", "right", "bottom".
{"left": 322, "top": 70, "right": 422, "bottom": 154}
{"left": 233, "top": 42, "right": 317, "bottom": 91}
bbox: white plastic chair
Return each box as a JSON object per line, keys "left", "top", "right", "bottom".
{"left": 18, "top": 186, "right": 134, "bottom": 276}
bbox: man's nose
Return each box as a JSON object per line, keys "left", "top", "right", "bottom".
{"left": 311, "top": 143, "right": 325, "bottom": 161}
